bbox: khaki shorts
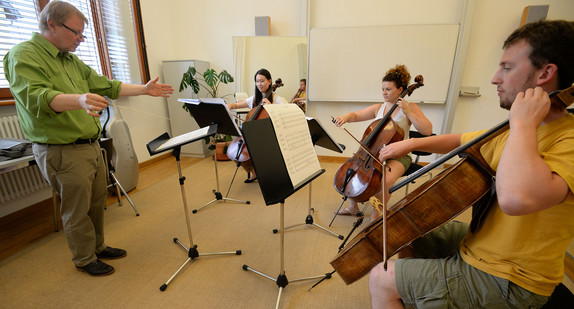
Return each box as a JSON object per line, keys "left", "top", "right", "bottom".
{"left": 392, "top": 154, "right": 412, "bottom": 171}
{"left": 395, "top": 221, "right": 549, "bottom": 308}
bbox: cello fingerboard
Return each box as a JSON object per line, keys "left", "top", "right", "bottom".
{"left": 551, "top": 85, "right": 574, "bottom": 108}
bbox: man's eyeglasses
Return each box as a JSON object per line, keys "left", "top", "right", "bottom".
{"left": 61, "top": 23, "right": 87, "bottom": 40}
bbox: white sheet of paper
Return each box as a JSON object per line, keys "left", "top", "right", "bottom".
{"left": 199, "top": 97, "right": 226, "bottom": 104}
{"left": 178, "top": 98, "right": 201, "bottom": 104}
{"left": 263, "top": 104, "right": 321, "bottom": 187}
{"left": 156, "top": 126, "right": 211, "bottom": 152}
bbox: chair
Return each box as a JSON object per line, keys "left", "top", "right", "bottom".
{"left": 234, "top": 92, "right": 248, "bottom": 102}
{"left": 541, "top": 282, "right": 574, "bottom": 308}
{"left": 402, "top": 131, "right": 435, "bottom": 195}
{"left": 99, "top": 138, "right": 139, "bottom": 216}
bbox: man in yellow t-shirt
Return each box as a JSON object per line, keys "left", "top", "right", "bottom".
{"left": 369, "top": 20, "right": 574, "bottom": 309}
{"left": 290, "top": 78, "right": 306, "bottom": 112}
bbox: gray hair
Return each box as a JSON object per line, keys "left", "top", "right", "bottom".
{"left": 38, "top": 1, "right": 88, "bottom": 32}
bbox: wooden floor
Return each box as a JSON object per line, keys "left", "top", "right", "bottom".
{"left": 0, "top": 154, "right": 202, "bottom": 261}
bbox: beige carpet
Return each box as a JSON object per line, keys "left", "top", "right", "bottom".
{"left": 2, "top": 158, "right": 400, "bottom": 309}
{"left": 3, "top": 156, "right": 572, "bottom": 308}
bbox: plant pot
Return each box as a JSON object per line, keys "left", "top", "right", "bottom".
{"left": 215, "top": 142, "right": 231, "bottom": 161}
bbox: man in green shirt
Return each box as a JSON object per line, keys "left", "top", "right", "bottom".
{"left": 3, "top": 1, "right": 173, "bottom": 276}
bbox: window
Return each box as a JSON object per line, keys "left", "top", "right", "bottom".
{"left": 0, "top": 0, "right": 40, "bottom": 100}
{"left": 0, "top": 0, "right": 150, "bottom": 102}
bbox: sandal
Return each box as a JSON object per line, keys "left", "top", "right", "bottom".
{"left": 369, "top": 197, "right": 385, "bottom": 216}
{"left": 335, "top": 207, "right": 363, "bottom": 217}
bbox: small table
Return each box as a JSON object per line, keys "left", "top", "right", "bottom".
{"left": 0, "top": 155, "right": 34, "bottom": 172}
{"left": 0, "top": 155, "right": 59, "bottom": 232}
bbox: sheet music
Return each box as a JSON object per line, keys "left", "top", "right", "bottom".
{"left": 155, "top": 126, "right": 211, "bottom": 152}
{"left": 264, "top": 104, "right": 321, "bottom": 187}
{"left": 178, "top": 97, "right": 227, "bottom": 104}
{"left": 199, "top": 97, "right": 226, "bottom": 104}
{"left": 178, "top": 98, "right": 201, "bottom": 105}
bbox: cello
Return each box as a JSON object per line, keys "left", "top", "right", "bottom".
{"left": 333, "top": 75, "right": 424, "bottom": 203}
{"left": 291, "top": 87, "right": 306, "bottom": 112}
{"left": 226, "top": 78, "right": 284, "bottom": 165}
{"left": 330, "top": 85, "right": 574, "bottom": 285}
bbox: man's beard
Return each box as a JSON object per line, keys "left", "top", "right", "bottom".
{"left": 499, "top": 70, "right": 538, "bottom": 110}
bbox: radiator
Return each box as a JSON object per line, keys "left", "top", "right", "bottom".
{"left": 0, "top": 115, "right": 50, "bottom": 204}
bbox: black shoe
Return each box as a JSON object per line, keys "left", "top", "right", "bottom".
{"left": 76, "top": 259, "right": 115, "bottom": 276}
{"left": 244, "top": 177, "right": 257, "bottom": 183}
{"left": 96, "top": 247, "right": 127, "bottom": 260}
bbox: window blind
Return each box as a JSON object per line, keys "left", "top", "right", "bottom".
{"left": 63, "top": 0, "right": 103, "bottom": 75}
{"left": 1, "top": 0, "right": 140, "bottom": 92}
{"left": 101, "top": 0, "right": 133, "bottom": 83}
{"left": 0, "top": 0, "right": 40, "bottom": 87}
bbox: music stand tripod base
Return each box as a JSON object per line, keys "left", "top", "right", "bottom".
{"left": 272, "top": 183, "right": 343, "bottom": 240}
{"left": 242, "top": 202, "right": 332, "bottom": 309}
{"left": 192, "top": 137, "right": 250, "bottom": 214}
{"left": 160, "top": 238, "right": 241, "bottom": 291}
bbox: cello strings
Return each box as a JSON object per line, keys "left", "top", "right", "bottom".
{"left": 340, "top": 126, "right": 386, "bottom": 168}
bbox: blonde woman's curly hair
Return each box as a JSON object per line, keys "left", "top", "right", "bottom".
{"left": 382, "top": 64, "right": 411, "bottom": 90}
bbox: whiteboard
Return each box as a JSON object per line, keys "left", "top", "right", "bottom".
{"left": 308, "top": 24, "right": 459, "bottom": 103}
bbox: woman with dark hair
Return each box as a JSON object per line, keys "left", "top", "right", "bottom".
{"left": 227, "top": 68, "right": 286, "bottom": 182}
{"left": 332, "top": 64, "right": 432, "bottom": 221}
{"left": 228, "top": 68, "right": 286, "bottom": 110}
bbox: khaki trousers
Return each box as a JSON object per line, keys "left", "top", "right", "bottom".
{"left": 33, "top": 142, "right": 108, "bottom": 267}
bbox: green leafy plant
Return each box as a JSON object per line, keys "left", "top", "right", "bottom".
{"left": 179, "top": 67, "right": 235, "bottom": 150}
{"left": 179, "top": 67, "right": 234, "bottom": 99}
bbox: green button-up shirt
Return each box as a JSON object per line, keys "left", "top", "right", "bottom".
{"left": 3, "top": 32, "right": 122, "bottom": 144}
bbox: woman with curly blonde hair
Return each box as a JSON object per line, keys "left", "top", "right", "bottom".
{"left": 332, "top": 64, "right": 432, "bottom": 221}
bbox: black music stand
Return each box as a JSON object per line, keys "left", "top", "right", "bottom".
{"left": 272, "top": 118, "right": 345, "bottom": 240}
{"left": 240, "top": 112, "right": 329, "bottom": 309}
{"left": 146, "top": 126, "right": 242, "bottom": 292}
{"left": 182, "top": 99, "right": 250, "bottom": 213}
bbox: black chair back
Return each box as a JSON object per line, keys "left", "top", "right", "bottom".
{"left": 541, "top": 283, "right": 574, "bottom": 308}
{"left": 408, "top": 131, "right": 435, "bottom": 164}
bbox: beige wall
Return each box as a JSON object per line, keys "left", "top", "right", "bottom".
{"left": 130, "top": 0, "right": 573, "bottom": 161}
{"left": 2, "top": 0, "right": 572, "bottom": 162}
{"left": 123, "top": 0, "right": 307, "bottom": 162}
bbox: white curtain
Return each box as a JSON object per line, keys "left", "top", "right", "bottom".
{"left": 232, "top": 36, "right": 246, "bottom": 93}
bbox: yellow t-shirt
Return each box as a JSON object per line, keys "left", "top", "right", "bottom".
{"left": 459, "top": 114, "right": 574, "bottom": 296}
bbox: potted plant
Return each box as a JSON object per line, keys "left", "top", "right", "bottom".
{"left": 179, "top": 67, "right": 235, "bottom": 160}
